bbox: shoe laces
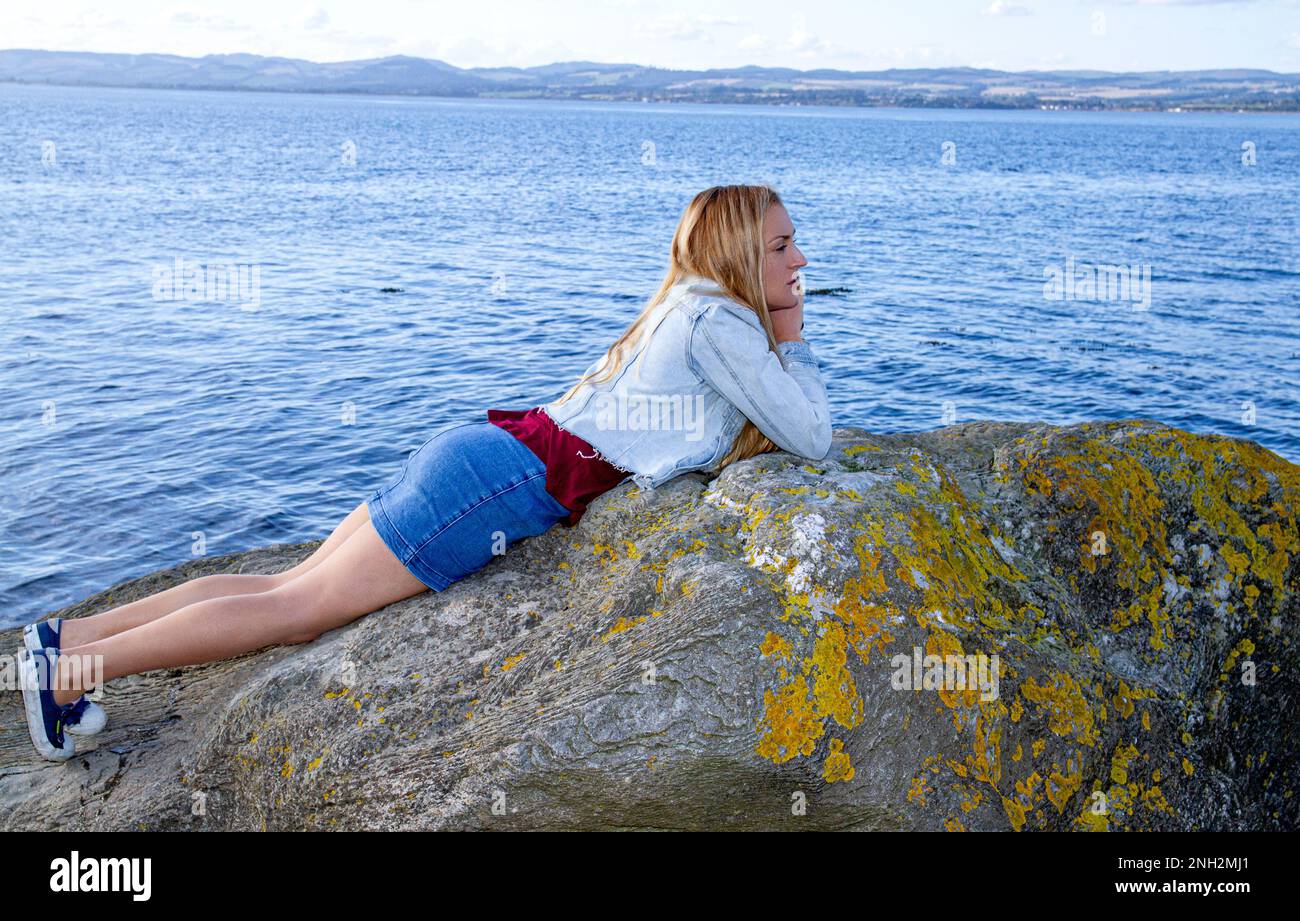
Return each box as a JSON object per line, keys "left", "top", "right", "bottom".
{"left": 57, "top": 696, "right": 89, "bottom": 731}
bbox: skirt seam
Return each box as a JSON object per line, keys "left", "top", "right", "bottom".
{"left": 407, "top": 468, "right": 550, "bottom": 560}
{"left": 370, "top": 491, "right": 416, "bottom": 562}
{"left": 371, "top": 493, "right": 455, "bottom": 589}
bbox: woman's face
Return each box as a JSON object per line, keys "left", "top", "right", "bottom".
{"left": 761, "top": 203, "right": 808, "bottom": 310}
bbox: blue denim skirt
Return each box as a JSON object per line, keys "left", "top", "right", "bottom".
{"left": 366, "top": 421, "right": 572, "bottom": 591}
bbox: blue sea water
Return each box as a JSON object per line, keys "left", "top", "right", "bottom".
{"left": 1, "top": 82, "right": 1297, "bottom": 628}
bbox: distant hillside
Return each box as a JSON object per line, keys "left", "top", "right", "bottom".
{"left": 2, "top": 48, "right": 1298, "bottom": 111}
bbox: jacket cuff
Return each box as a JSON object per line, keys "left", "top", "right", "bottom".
{"left": 777, "top": 338, "right": 817, "bottom": 368}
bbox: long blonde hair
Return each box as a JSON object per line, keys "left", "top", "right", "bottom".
{"left": 551, "top": 184, "right": 785, "bottom": 471}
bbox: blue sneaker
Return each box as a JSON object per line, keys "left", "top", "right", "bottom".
{"left": 23, "top": 617, "right": 107, "bottom": 736}
{"left": 18, "top": 647, "right": 78, "bottom": 762}
{"left": 22, "top": 617, "right": 61, "bottom": 653}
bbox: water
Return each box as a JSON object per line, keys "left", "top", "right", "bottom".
{"left": 1, "top": 83, "right": 1297, "bottom": 628}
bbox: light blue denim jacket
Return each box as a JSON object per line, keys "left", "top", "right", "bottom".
{"left": 540, "top": 272, "right": 833, "bottom": 491}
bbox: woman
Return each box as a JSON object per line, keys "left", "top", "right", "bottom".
{"left": 18, "top": 183, "right": 831, "bottom": 762}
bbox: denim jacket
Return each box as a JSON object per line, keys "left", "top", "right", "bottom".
{"left": 540, "top": 272, "right": 833, "bottom": 491}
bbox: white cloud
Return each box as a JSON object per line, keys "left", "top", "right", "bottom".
{"left": 170, "top": 10, "right": 250, "bottom": 32}
{"left": 788, "top": 13, "right": 836, "bottom": 57}
{"left": 983, "top": 1, "right": 1032, "bottom": 16}
{"left": 633, "top": 13, "right": 745, "bottom": 42}
{"left": 1121, "top": 0, "right": 1275, "bottom": 5}
{"left": 730, "top": 13, "right": 851, "bottom": 61}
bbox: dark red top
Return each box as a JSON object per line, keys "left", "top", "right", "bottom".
{"left": 486, "top": 406, "right": 630, "bottom": 527}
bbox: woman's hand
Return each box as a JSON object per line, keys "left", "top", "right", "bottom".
{"left": 769, "top": 276, "right": 804, "bottom": 343}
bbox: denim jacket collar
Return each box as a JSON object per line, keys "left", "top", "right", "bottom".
{"left": 678, "top": 272, "right": 727, "bottom": 298}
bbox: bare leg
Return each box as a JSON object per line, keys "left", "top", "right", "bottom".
{"left": 59, "top": 502, "right": 373, "bottom": 648}
{"left": 51, "top": 519, "right": 428, "bottom": 706}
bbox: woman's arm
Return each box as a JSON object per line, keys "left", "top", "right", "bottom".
{"left": 687, "top": 300, "right": 833, "bottom": 460}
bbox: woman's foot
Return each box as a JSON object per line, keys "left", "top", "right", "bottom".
{"left": 22, "top": 617, "right": 108, "bottom": 736}
{"left": 18, "top": 647, "right": 79, "bottom": 762}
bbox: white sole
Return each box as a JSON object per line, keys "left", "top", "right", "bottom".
{"left": 18, "top": 651, "right": 75, "bottom": 762}
{"left": 66, "top": 701, "right": 108, "bottom": 736}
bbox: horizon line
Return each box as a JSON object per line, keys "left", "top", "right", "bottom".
{"left": 3, "top": 46, "right": 1298, "bottom": 78}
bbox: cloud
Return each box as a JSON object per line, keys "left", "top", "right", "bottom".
{"left": 788, "top": 13, "right": 837, "bottom": 57}
{"left": 169, "top": 11, "right": 250, "bottom": 32}
{"left": 633, "top": 13, "right": 745, "bottom": 42}
{"left": 730, "top": 14, "right": 861, "bottom": 62}
{"left": 884, "top": 45, "right": 937, "bottom": 63}
{"left": 983, "top": 1, "right": 1032, "bottom": 15}
{"left": 1119, "top": 0, "right": 1274, "bottom": 5}
{"left": 304, "top": 9, "right": 330, "bottom": 31}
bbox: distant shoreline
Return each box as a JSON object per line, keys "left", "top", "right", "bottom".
{"left": 3, "top": 48, "right": 1298, "bottom": 113}
{"left": 4, "top": 78, "right": 1299, "bottom": 114}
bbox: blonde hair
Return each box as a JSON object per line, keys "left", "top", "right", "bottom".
{"left": 552, "top": 184, "right": 786, "bottom": 471}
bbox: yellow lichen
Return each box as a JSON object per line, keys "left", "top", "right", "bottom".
{"left": 1002, "top": 795, "right": 1027, "bottom": 831}
{"left": 1110, "top": 742, "right": 1139, "bottom": 785}
{"left": 760, "top": 631, "right": 793, "bottom": 660}
{"left": 1046, "top": 756, "right": 1083, "bottom": 813}
{"left": 755, "top": 674, "right": 820, "bottom": 763}
{"left": 602, "top": 616, "right": 648, "bottom": 641}
{"left": 822, "top": 738, "right": 855, "bottom": 783}
{"left": 809, "top": 621, "right": 863, "bottom": 731}
{"left": 1021, "top": 672, "right": 1098, "bottom": 747}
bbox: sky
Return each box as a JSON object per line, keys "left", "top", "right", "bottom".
{"left": 3, "top": 0, "right": 1299, "bottom": 74}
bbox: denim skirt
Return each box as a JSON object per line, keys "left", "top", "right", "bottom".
{"left": 366, "top": 421, "right": 572, "bottom": 591}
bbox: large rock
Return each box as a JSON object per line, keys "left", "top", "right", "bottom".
{"left": 1, "top": 420, "right": 1296, "bottom": 831}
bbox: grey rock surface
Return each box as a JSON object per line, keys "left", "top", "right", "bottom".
{"left": 2, "top": 420, "right": 1295, "bottom": 830}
